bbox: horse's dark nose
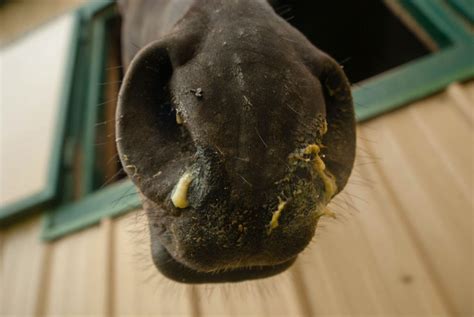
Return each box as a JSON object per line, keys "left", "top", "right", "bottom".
{"left": 116, "top": 0, "right": 355, "bottom": 283}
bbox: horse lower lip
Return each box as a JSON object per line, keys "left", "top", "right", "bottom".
{"left": 151, "top": 240, "right": 296, "bottom": 284}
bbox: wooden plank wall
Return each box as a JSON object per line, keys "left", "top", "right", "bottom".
{"left": 1, "top": 81, "right": 473, "bottom": 316}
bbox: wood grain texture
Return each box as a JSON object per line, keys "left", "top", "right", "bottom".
{"left": 0, "top": 216, "right": 48, "bottom": 316}
{"left": 43, "top": 224, "right": 107, "bottom": 316}
{"left": 113, "top": 211, "right": 197, "bottom": 316}
{"left": 361, "top": 82, "right": 473, "bottom": 315}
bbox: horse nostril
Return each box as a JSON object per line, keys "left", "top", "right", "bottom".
{"left": 166, "top": 146, "right": 230, "bottom": 211}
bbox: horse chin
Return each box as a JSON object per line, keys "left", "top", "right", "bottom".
{"left": 149, "top": 238, "right": 297, "bottom": 284}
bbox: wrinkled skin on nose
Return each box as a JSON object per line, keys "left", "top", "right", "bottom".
{"left": 116, "top": 0, "right": 355, "bottom": 283}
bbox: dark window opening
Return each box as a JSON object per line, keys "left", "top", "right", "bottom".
{"left": 93, "top": 16, "right": 126, "bottom": 191}
{"left": 271, "top": 0, "right": 431, "bottom": 83}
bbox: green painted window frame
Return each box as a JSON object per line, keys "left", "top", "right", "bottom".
{"left": 40, "top": 0, "right": 473, "bottom": 240}
{"left": 355, "top": 0, "right": 474, "bottom": 121}
{"left": 0, "top": 12, "right": 82, "bottom": 224}
{"left": 40, "top": 2, "right": 140, "bottom": 240}
{"left": 448, "top": 0, "right": 474, "bottom": 23}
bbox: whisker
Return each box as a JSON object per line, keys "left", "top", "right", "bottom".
{"left": 341, "top": 191, "right": 369, "bottom": 204}
{"left": 234, "top": 157, "right": 250, "bottom": 162}
{"left": 349, "top": 175, "right": 374, "bottom": 186}
{"left": 356, "top": 145, "right": 376, "bottom": 156}
{"left": 354, "top": 161, "right": 379, "bottom": 167}
{"left": 95, "top": 141, "right": 112, "bottom": 146}
{"left": 214, "top": 144, "right": 224, "bottom": 155}
{"left": 357, "top": 136, "right": 377, "bottom": 144}
{"left": 344, "top": 197, "right": 364, "bottom": 215}
{"left": 355, "top": 152, "right": 381, "bottom": 159}
{"left": 106, "top": 152, "right": 119, "bottom": 165}
{"left": 237, "top": 174, "right": 253, "bottom": 187}
{"left": 106, "top": 65, "right": 123, "bottom": 70}
{"left": 95, "top": 118, "right": 116, "bottom": 127}
{"left": 97, "top": 98, "right": 117, "bottom": 107}
{"left": 347, "top": 179, "right": 373, "bottom": 188}
{"left": 338, "top": 56, "right": 352, "bottom": 65}
{"left": 100, "top": 167, "right": 125, "bottom": 189}
{"left": 255, "top": 127, "right": 268, "bottom": 148}
{"left": 277, "top": 7, "right": 292, "bottom": 16}
{"left": 354, "top": 101, "right": 369, "bottom": 108}
{"left": 111, "top": 186, "right": 135, "bottom": 206}
{"left": 95, "top": 121, "right": 108, "bottom": 127}
{"left": 287, "top": 104, "right": 302, "bottom": 115}
{"left": 99, "top": 80, "right": 122, "bottom": 86}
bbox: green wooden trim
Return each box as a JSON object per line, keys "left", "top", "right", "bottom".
{"left": 447, "top": 0, "right": 474, "bottom": 23}
{"left": 0, "top": 191, "right": 51, "bottom": 224}
{"left": 42, "top": 180, "right": 141, "bottom": 241}
{"left": 80, "top": 0, "right": 114, "bottom": 20}
{"left": 355, "top": 0, "right": 474, "bottom": 122}
{"left": 400, "top": 0, "right": 473, "bottom": 47}
{"left": 0, "top": 12, "right": 82, "bottom": 224}
{"left": 81, "top": 14, "right": 108, "bottom": 196}
{"left": 354, "top": 42, "right": 474, "bottom": 122}
{"left": 80, "top": 4, "right": 118, "bottom": 196}
{"left": 61, "top": 3, "right": 117, "bottom": 202}
{"left": 60, "top": 14, "right": 91, "bottom": 203}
